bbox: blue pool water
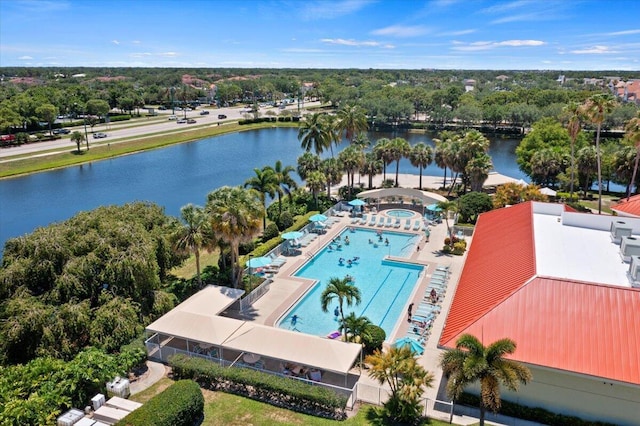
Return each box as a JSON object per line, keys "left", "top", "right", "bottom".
{"left": 386, "top": 209, "right": 416, "bottom": 218}
{"left": 277, "top": 228, "right": 423, "bottom": 339}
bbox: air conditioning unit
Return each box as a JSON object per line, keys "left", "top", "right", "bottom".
{"left": 629, "top": 256, "right": 640, "bottom": 282}
{"left": 620, "top": 236, "right": 640, "bottom": 262}
{"left": 610, "top": 220, "right": 633, "bottom": 244}
{"left": 56, "top": 408, "right": 84, "bottom": 426}
{"left": 91, "top": 393, "right": 105, "bottom": 411}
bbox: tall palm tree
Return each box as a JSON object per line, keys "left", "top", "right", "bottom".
{"left": 576, "top": 145, "right": 597, "bottom": 198}
{"left": 339, "top": 312, "right": 372, "bottom": 343}
{"left": 440, "top": 334, "right": 532, "bottom": 426}
{"left": 205, "top": 186, "right": 263, "bottom": 288}
{"left": 362, "top": 152, "right": 383, "bottom": 189}
{"left": 336, "top": 104, "right": 368, "bottom": 142}
{"left": 466, "top": 153, "right": 493, "bottom": 192}
{"left": 322, "top": 157, "right": 343, "bottom": 199}
{"left": 322, "top": 113, "right": 341, "bottom": 157}
{"left": 320, "top": 277, "right": 362, "bottom": 341}
{"left": 437, "top": 200, "right": 458, "bottom": 245}
{"left": 298, "top": 112, "right": 331, "bottom": 155}
{"left": 269, "top": 160, "right": 297, "bottom": 213}
{"left": 296, "top": 151, "right": 321, "bottom": 181}
{"left": 409, "top": 142, "right": 434, "bottom": 190}
{"left": 581, "top": 93, "right": 616, "bottom": 214}
{"left": 173, "top": 204, "right": 208, "bottom": 287}
{"left": 434, "top": 131, "right": 458, "bottom": 190}
{"left": 625, "top": 113, "right": 640, "bottom": 201}
{"left": 244, "top": 167, "right": 278, "bottom": 231}
{"left": 564, "top": 101, "right": 583, "bottom": 200}
{"left": 70, "top": 131, "right": 85, "bottom": 153}
{"left": 338, "top": 145, "right": 364, "bottom": 198}
{"left": 373, "top": 138, "right": 393, "bottom": 182}
{"left": 389, "top": 137, "right": 411, "bottom": 187}
{"left": 366, "top": 345, "right": 434, "bottom": 424}
{"left": 306, "top": 170, "right": 326, "bottom": 209}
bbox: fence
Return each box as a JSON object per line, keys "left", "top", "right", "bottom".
{"left": 237, "top": 278, "right": 271, "bottom": 311}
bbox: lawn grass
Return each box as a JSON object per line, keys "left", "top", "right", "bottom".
{"left": 0, "top": 121, "right": 298, "bottom": 178}
{"left": 130, "top": 377, "right": 453, "bottom": 426}
{"left": 171, "top": 250, "right": 220, "bottom": 279}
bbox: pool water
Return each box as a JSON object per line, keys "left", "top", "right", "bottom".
{"left": 386, "top": 209, "right": 416, "bottom": 218}
{"left": 277, "top": 228, "right": 423, "bottom": 339}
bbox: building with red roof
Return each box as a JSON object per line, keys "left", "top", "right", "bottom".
{"left": 611, "top": 194, "right": 640, "bottom": 218}
{"left": 439, "top": 201, "right": 640, "bottom": 425}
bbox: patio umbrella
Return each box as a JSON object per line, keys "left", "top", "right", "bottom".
{"left": 247, "top": 256, "right": 272, "bottom": 269}
{"left": 426, "top": 203, "right": 442, "bottom": 212}
{"left": 281, "top": 231, "right": 304, "bottom": 240}
{"left": 393, "top": 336, "right": 424, "bottom": 355}
{"left": 348, "top": 199, "right": 366, "bottom": 206}
{"left": 540, "top": 187, "right": 557, "bottom": 196}
{"left": 309, "top": 213, "right": 328, "bottom": 222}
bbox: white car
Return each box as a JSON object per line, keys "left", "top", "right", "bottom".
{"left": 168, "top": 115, "right": 178, "bottom": 120}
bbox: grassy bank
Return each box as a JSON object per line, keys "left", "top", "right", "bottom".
{"left": 0, "top": 121, "right": 298, "bottom": 178}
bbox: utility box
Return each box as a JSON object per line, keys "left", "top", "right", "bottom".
{"left": 91, "top": 393, "right": 105, "bottom": 411}
{"left": 56, "top": 408, "right": 84, "bottom": 426}
{"left": 610, "top": 220, "right": 632, "bottom": 244}
{"left": 620, "top": 236, "right": 640, "bottom": 262}
{"left": 106, "top": 377, "right": 130, "bottom": 398}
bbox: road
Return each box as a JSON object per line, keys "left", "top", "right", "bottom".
{"left": 0, "top": 101, "right": 320, "bottom": 160}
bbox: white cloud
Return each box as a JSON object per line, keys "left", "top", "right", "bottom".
{"left": 112, "top": 40, "right": 120, "bottom": 45}
{"left": 570, "top": 45, "right": 617, "bottom": 54}
{"left": 603, "top": 29, "right": 640, "bottom": 36}
{"left": 371, "top": 25, "right": 430, "bottom": 38}
{"left": 481, "top": 0, "right": 533, "bottom": 14}
{"left": 439, "top": 29, "right": 476, "bottom": 37}
{"left": 130, "top": 52, "right": 152, "bottom": 58}
{"left": 159, "top": 52, "right": 178, "bottom": 57}
{"left": 321, "top": 38, "right": 394, "bottom": 48}
{"left": 281, "top": 48, "right": 324, "bottom": 53}
{"left": 452, "top": 39, "right": 545, "bottom": 51}
{"left": 18, "top": 55, "right": 33, "bottom": 60}
{"left": 301, "top": 0, "right": 373, "bottom": 20}
{"left": 132, "top": 40, "right": 141, "bottom": 44}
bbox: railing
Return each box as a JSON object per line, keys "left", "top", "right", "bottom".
{"left": 239, "top": 277, "right": 272, "bottom": 311}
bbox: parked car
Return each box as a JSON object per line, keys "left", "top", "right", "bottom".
{"left": 168, "top": 115, "right": 178, "bottom": 120}
{"left": 176, "top": 119, "right": 187, "bottom": 124}
{"left": 217, "top": 114, "right": 227, "bottom": 119}
{"left": 199, "top": 110, "right": 210, "bottom": 115}
{"left": 53, "top": 128, "right": 71, "bottom": 135}
{"left": 187, "top": 119, "right": 197, "bottom": 124}
{"left": 93, "top": 132, "right": 108, "bottom": 139}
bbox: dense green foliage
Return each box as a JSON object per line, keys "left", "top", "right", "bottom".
{"left": 117, "top": 380, "right": 204, "bottom": 426}
{"left": 0, "top": 202, "right": 183, "bottom": 363}
{"left": 0, "top": 343, "right": 146, "bottom": 426}
{"left": 457, "top": 192, "right": 493, "bottom": 224}
{"left": 169, "top": 354, "right": 348, "bottom": 419}
{"left": 361, "top": 324, "right": 386, "bottom": 354}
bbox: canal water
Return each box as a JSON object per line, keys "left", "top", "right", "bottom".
{"left": 0, "top": 128, "right": 527, "bottom": 253}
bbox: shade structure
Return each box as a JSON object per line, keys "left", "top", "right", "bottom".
{"left": 426, "top": 203, "right": 442, "bottom": 212}
{"left": 309, "top": 214, "right": 328, "bottom": 222}
{"left": 540, "top": 187, "right": 557, "bottom": 196}
{"left": 282, "top": 231, "right": 304, "bottom": 240}
{"left": 247, "top": 257, "right": 272, "bottom": 268}
{"left": 348, "top": 199, "right": 366, "bottom": 206}
{"left": 393, "top": 336, "right": 424, "bottom": 355}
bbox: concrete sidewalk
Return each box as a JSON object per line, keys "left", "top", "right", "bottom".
{"left": 129, "top": 361, "right": 168, "bottom": 395}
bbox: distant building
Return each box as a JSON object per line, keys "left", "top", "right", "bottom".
{"left": 611, "top": 194, "right": 640, "bottom": 217}
{"left": 439, "top": 202, "right": 640, "bottom": 426}
{"left": 463, "top": 79, "right": 476, "bottom": 92}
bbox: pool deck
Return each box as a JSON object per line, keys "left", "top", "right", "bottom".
{"left": 226, "top": 206, "right": 470, "bottom": 410}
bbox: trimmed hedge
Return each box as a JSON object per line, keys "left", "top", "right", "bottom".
{"left": 169, "top": 354, "right": 348, "bottom": 419}
{"left": 116, "top": 380, "right": 203, "bottom": 426}
{"left": 242, "top": 212, "right": 315, "bottom": 263}
{"left": 457, "top": 392, "right": 616, "bottom": 426}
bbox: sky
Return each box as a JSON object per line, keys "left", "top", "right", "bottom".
{"left": 1, "top": 0, "right": 639, "bottom": 70}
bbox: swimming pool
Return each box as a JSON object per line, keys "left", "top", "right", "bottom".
{"left": 277, "top": 228, "right": 423, "bottom": 339}
{"left": 386, "top": 209, "right": 416, "bottom": 218}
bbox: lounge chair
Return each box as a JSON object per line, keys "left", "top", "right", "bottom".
{"left": 359, "top": 214, "right": 368, "bottom": 225}
{"left": 368, "top": 215, "right": 377, "bottom": 226}
{"left": 351, "top": 215, "right": 360, "bottom": 224}
{"left": 269, "top": 253, "right": 287, "bottom": 267}
{"left": 384, "top": 217, "right": 393, "bottom": 228}
{"left": 376, "top": 217, "right": 385, "bottom": 227}
{"left": 393, "top": 218, "right": 401, "bottom": 228}
{"left": 412, "top": 220, "right": 422, "bottom": 231}
{"left": 404, "top": 219, "right": 411, "bottom": 230}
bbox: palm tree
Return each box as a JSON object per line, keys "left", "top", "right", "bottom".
{"left": 409, "top": 142, "right": 434, "bottom": 190}
{"left": 564, "top": 101, "right": 583, "bottom": 200}
{"left": 298, "top": 112, "right": 331, "bottom": 155}
{"left": 466, "top": 153, "right": 493, "bottom": 192}
{"left": 366, "top": 345, "right": 434, "bottom": 424}
{"left": 296, "top": 152, "right": 321, "bottom": 180}
{"left": 336, "top": 104, "right": 368, "bottom": 142}
{"left": 576, "top": 145, "right": 598, "bottom": 198}
{"left": 173, "top": 204, "right": 208, "bottom": 287}
{"left": 306, "top": 170, "right": 326, "bottom": 209}
{"left": 322, "top": 158, "right": 343, "bottom": 199}
{"left": 205, "top": 186, "right": 263, "bottom": 288}
{"left": 362, "top": 152, "right": 383, "bottom": 189}
{"left": 373, "top": 138, "right": 393, "bottom": 182}
{"left": 625, "top": 113, "right": 640, "bottom": 201}
{"left": 338, "top": 145, "right": 364, "bottom": 198}
{"left": 320, "top": 277, "right": 362, "bottom": 341}
{"left": 268, "top": 160, "right": 297, "bottom": 213}
{"left": 339, "top": 312, "right": 372, "bottom": 343}
{"left": 434, "top": 131, "right": 458, "bottom": 189}
{"left": 322, "top": 113, "right": 341, "bottom": 157}
{"left": 389, "top": 137, "right": 411, "bottom": 187}
{"left": 437, "top": 200, "right": 458, "bottom": 245}
{"left": 244, "top": 167, "right": 278, "bottom": 231}
{"left": 440, "top": 334, "right": 532, "bottom": 426}
{"left": 70, "top": 131, "right": 85, "bottom": 153}
{"left": 581, "top": 94, "right": 616, "bottom": 214}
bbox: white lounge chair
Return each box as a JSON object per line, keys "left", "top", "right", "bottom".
{"left": 376, "top": 217, "right": 385, "bottom": 227}
{"left": 412, "top": 220, "right": 422, "bottom": 231}
{"left": 394, "top": 218, "right": 401, "bottom": 228}
{"left": 384, "top": 217, "right": 394, "bottom": 227}
{"left": 359, "top": 214, "right": 368, "bottom": 225}
{"left": 404, "top": 219, "right": 411, "bottom": 230}
{"left": 269, "top": 253, "right": 287, "bottom": 267}
{"left": 369, "top": 215, "right": 377, "bottom": 226}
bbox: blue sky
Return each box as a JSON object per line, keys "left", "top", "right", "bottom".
{"left": 1, "top": 0, "right": 639, "bottom": 70}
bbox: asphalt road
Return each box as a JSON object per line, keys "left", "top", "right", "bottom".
{"left": 0, "top": 101, "right": 320, "bottom": 159}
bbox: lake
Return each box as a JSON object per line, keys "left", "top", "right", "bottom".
{"left": 0, "top": 128, "right": 526, "bottom": 254}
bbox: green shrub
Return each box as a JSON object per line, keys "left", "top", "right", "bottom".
{"left": 108, "top": 114, "right": 132, "bottom": 123}
{"left": 276, "top": 211, "right": 294, "bottom": 231}
{"left": 452, "top": 241, "right": 466, "bottom": 255}
{"left": 239, "top": 239, "right": 256, "bottom": 255}
{"left": 362, "top": 324, "right": 386, "bottom": 354}
{"left": 117, "top": 380, "right": 203, "bottom": 426}
{"left": 263, "top": 223, "right": 280, "bottom": 241}
{"left": 169, "top": 354, "right": 347, "bottom": 419}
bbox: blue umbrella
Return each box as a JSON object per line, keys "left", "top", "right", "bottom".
{"left": 348, "top": 199, "right": 366, "bottom": 206}
{"left": 309, "top": 214, "right": 328, "bottom": 222}
{"left": 393, "top": 337, "right": 424, "bottom": 355}
{"left": 247, "top": 257, "right": 272, "bottom": 268}
{"left": 426, "top": 203, "right": 442, "bottom": 212}
{"left": 281, "top": 231, "right": 304, "bottom": 240}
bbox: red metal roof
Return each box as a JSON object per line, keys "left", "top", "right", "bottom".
{"left": 439, "top": 201, "right": 640, "bottom": 385}
{"left": 611, "top": 195, "right": 640, "bottom": 218}
{"left": 439, "top": 202, "right": 536, "bottom": 345}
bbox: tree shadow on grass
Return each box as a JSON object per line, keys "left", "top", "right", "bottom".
{"left": 363, "top": 405, "right": 437, "bottom": 425}
{"left": 70, "top": 149, "right": 87, "bottom": 155}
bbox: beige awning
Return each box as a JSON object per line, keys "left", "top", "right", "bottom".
{"left": 357, "top": 187, "right": 446, "bottom": 204}
{"left": 146, "top": 311, "right": 244, "bottom": 346}
{"left": 175, "top": 284, "right": 245, "bottom": 315}
{"left": 483, "top": 172, "right": 523, "bottom": 187}
{"left": 222, "top": 322, "right": 362, "bottom": 375}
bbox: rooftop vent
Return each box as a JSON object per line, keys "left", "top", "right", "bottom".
{"left": 629, "top": 256, "right": 640, "bottom": 284}
{"left": 611, "top": 220, "right": 632, "bottom": 244}
{"left": 620, "top": 236, "right": 640, "bottom": 262}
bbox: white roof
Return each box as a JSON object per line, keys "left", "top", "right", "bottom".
{"left": 176, "top": 284, "right": 245, "bottom": 315}
{"left": 146, "top": 311, "right": 245, "bottom": 345}
{"left": 222, "top": 322, "right": 362, "bottom": 374}
{"left": 357, "top": 187, "right": 446, "bottom": 204}
{"left": 483, "top": 172, "right": 523, "bottom": 187}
